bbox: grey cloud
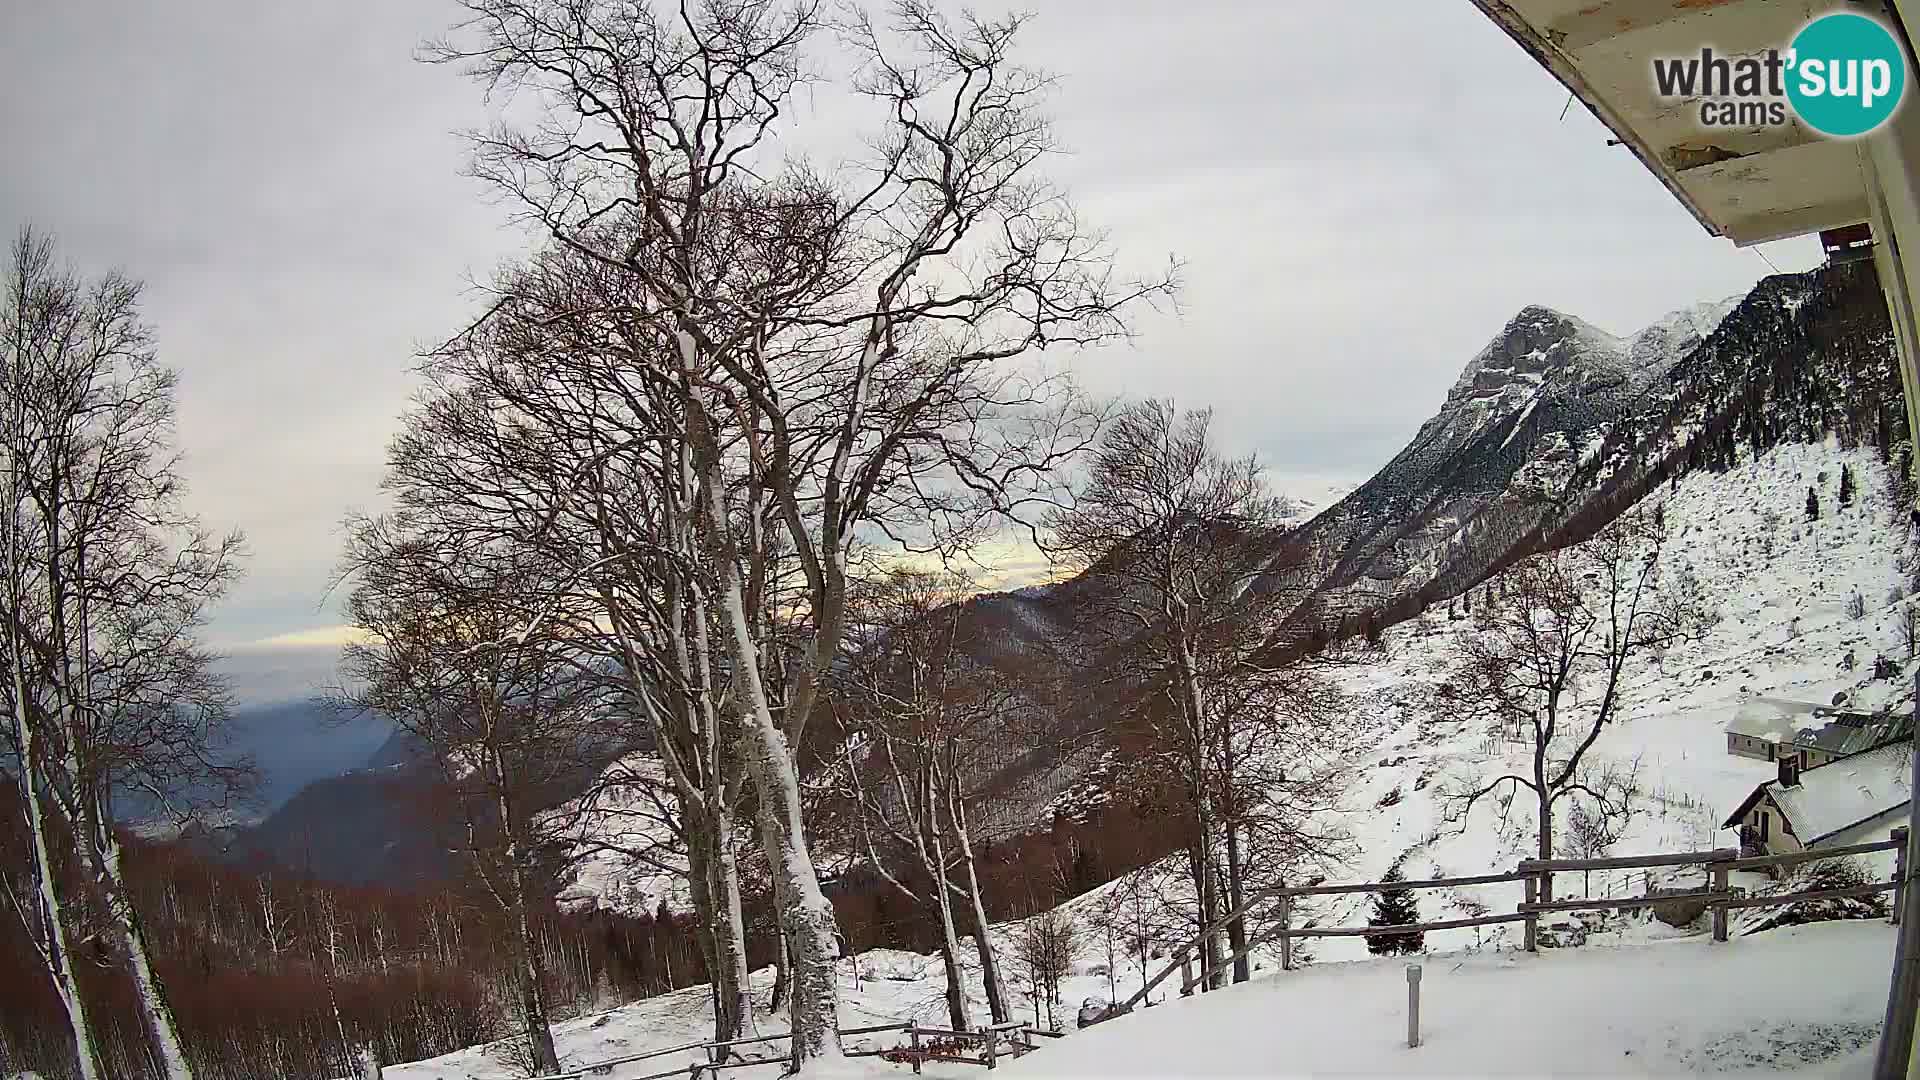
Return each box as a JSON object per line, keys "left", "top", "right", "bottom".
{"left": 3, "top": 0, "right": 1822, "bottom": 686}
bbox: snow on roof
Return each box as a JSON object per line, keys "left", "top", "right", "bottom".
{"left": 1769, "top": 743, "right": 1914, "bottom": 846}
{"left": 1724, "top": 698, "right": 1908, "bottom": 756}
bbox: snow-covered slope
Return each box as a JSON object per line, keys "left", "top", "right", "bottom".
{"left": 1298, "top": 440, "right": 1915, "bottom": 960}
{"left": 553, "top": 754, "right": 690, "bottom": 916}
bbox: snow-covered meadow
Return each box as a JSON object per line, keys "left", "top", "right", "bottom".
{"left": 367, "top": 440, "right": 1917, "bottom": 1079}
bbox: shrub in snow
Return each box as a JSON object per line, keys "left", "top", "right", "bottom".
{"left": 1738, "top": 857, "right": 1888, "bottom": 936}
{"left": 1366, "top": 866, "right": 1425, "bottom": 956}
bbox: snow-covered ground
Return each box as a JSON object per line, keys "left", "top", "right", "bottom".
{"left": 1303, "top": 440, "right": 1916, "bottom": 961}
{"left": 380, "top": 440, "right": 1916, "bottom": 1079}
{"left": 1003, "top": 921, "right": 1897, "bottom": 1077}
{"left": 372, "top": 949, "right": 1022, "bottom": 1080}
{"left": 367, "top": 922, "right": 1902, "bottom": 1080}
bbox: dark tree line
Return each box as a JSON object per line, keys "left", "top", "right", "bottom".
{"left": 0, "top": 777, "right": 712, "bottom": 1080}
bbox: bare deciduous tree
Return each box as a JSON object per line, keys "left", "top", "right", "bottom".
{"left": 423, "top": 0, "right": 1169, "bottom": 1061}
{"left": 1044, "top": 399, "right": 1315, "bottom": 990}
{"left": 827, "top": 567, "right": 1028, "bottom": 1029}
{"left": 1445, "top": 506, "right": 1684, "bottom": 899}
{"left": 338, "top": 528, "right": 607, "bottom": 1075}
{"left": 1564, "top": 764, "right": 1642, "bottom": 897}
{"left": 1013, "top": 909, "right": 1077, "bottom": 1032}
{"left": 1, "top": 226, "right": 247, "bottom": 1080}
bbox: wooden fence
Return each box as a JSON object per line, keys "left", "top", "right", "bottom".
{"left": 516, "top": 1018, "right": 1055, "bottom": 1080}
{"left": 1123, "top": 827, "right": 1911, "bottom": 1008}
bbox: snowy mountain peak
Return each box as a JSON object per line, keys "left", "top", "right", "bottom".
{"left": 1448, "top": 296, "right": 1741, "bottom": 407}
{"left": 1447, "top": 305, "right": 1624, "bottom": 404}
{"left": 1623, "top": 294, "right": 1742, "bottom": 387}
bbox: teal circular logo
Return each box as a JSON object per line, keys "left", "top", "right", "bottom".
{"left": 1787, "top": 13, "right": 1907, "bottom": 137}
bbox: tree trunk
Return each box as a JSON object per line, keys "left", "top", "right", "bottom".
{"left": 674, "top": 343, "right": 843, "bottom": 1064}
{"left": 511, "top": 897, "right": 562, "bottom": 1074}
{"left": 5, "top": 579, "right": 102, "bottom": 1079}
{"left": 1223, "top": 825, "right": 1248, "bottom": 984}
{"left": 1537, "top": 789, "right": 1555, "bottom": 904}
{"left": 948, "top": 786, "right": 1009, "bottom": 1023}
{"left": 935, "top": 934, "right": 969, "bottom": 1032}
{"left": 1172, "top": 633, "right": 1225, "bottom": 991}
{"left": 683, "top": 393, "right": 843, "bottom": 1066}
{"left": 497, "top": 780, "right": 560, "bottom": 1075}
{"left": 770, "top": 919, "right": 790, "bottom": 1014}
{"left": 686, "top": 826, "right": 727, "bottom": 1037}
{"left": 1192, "top": 841, "right": 1225, "bottom": 991}
{"left": 15, "top": 767, "right": 102, "bottom": 1080}
{"left": 99, "top": 831, "right": 196, "bottom": 1079}
{"left": 928, "top": 823, "right": 971, "bottom": 1030}
{"left": 709, "top": 803, "right": 756, "bottom": 1041}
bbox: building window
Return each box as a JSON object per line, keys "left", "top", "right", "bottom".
{"left": 1759, "top": 811, "right": 1770, "bottom": 841}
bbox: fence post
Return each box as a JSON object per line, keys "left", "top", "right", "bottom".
{"left": 1711, "top": 858, "right": 1730, "bottom": 943}
{"left": 1522, "top": 871, "right": 1539, "bottom": 953}
{"left": 1406, "top": 964, "right": 1422, "bottom": 1049}
{"left": 983, "top": 1026, "right": 998, "bottom": 1071}
{"left": 1895, "top": 827, "right": 1910, "bottom": 927}
{"left": 1278, "top": 885, "right": 1294, "bottom": 972}
{"left": 909, "top": 1027, "right": 922, "bottom": 1075}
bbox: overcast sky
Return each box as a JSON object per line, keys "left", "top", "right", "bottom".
{"left": 1, "top": 1, "right": 1822, "bottom": 702}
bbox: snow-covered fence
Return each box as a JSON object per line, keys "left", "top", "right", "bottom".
{"left": 518, "top": 1019, "right": 1052, "bottom": 1079}
{"left": 1117, "top": 870, "right": 1536, "bottom": 1009}
{"left": 1519, "top": 830, "right": 1907, "bottom": 944}
{"left": 1121, "top": 831, "right": 1912, "bottom": 1013}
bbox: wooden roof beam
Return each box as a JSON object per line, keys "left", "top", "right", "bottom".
{"left": 1724, "top": 197, "right": 1872, "bottom": 245}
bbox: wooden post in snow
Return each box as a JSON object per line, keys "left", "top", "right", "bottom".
{"left": 1522, "top": 873, "right": 1539, "bottom": 953}
{"left": 1406, "top": 964, "right": 1422, "bottom": 1049}
{"left": 1893, "top": 827, "right": 1909, "bottom": 926}
{"left": 1711, "top": 859, "right": 1731, "bottom": 943}
{"left": 1277, "top": 885, "right": 1294, "bottom": 972}
{"left": 909, "top": 1027, "right": 922, "bottom": 1075}
{"left": 983, "top": 1025, "right": 997, "bottom": 1070}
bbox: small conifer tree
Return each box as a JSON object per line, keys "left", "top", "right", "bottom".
{"left": 1807, "top": 486, "right": 1821, "bottom": 522}
{"left": 1366, "top": 866, "right": 1425, "bottom": 956}
{"left": 1840, "top": 464, "right": 1855, "bottom": 507}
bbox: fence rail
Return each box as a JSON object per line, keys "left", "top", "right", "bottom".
{"left": 512, "top": 1018, "right": 1056, "bottom": 1080}
{"left": 1128, "top": 828, "right": 1912, "bottom": 1008}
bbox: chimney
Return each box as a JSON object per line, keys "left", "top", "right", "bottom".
{"left": 1778, "top": 754, "right": 1802, "bottom": 789}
